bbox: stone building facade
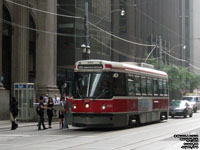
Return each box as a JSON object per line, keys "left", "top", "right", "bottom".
{"left": 0, "top": 0, "right": 112, "bottom": 119}
{"left": 0, "top": 0, "right": 59, "bottom": 119}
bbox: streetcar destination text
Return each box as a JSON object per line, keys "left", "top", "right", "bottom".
{"left": 78, "top": 64, "right": 103, "bottom": 69}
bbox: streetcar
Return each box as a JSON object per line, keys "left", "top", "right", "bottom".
{"left": 70, "top": 60, "right": 169, "bottom": 128}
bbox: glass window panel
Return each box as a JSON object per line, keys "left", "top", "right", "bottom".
{"left": 147, "top": 78, "right": 153, "bottom": 96}
{"left": 135, "top": 76, "right": 141, "bottom": 95}
{"left": 127, "top": 74, "right": 135, "bottom": 96}
{"left": 113, "top": 73, "right": 127, "bottom": 96}
{"left": 159, "top": 79, "right": 163, "bottom": 96}
{"left": 153, "top": 79, "right": 159, "bottom": 96}
{"left": 141, "top": 77, "right": 147, "bottom": 95}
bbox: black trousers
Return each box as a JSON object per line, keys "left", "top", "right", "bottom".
{"left": 47, "top": 111, "right": 53, "bottom": 126}
{"left": 38, "top": 113, "right": 46, "bottom": 129}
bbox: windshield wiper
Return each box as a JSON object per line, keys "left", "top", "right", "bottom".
{"left": 76, "top": 86, "right": 83, "bottom": 99}
{"left": 93, "top": 89, "right": 109, "bottom": 100}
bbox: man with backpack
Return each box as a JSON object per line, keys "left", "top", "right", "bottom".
{"left": 37, "top": 96, "right": 47, "bottom": 130}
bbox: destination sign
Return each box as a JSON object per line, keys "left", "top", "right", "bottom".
{"left": 78, "top": 64, "right": 103, "bottom": 69}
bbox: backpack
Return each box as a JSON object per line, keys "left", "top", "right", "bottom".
{"left": 36, "top": 105, "right": 41, "bottom": 115}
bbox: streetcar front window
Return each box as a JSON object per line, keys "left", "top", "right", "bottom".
{"left": 73, "top": 72, "right": 112, "bottom": 99}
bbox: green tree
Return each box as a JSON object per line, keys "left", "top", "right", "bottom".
{"left": 146, "top": 58, "right": 200, "bottom": 100}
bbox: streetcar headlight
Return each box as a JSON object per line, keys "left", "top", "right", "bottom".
{"left": 85, "top": 103, "right": 89, "bottom": 108}
{"left": 73, "top": 104, "right": 77, "bottom": 109}
{"left": 102, "top": 104, "right": 106, "bottom": 110}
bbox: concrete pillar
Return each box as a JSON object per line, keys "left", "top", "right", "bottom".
{"left": 0, "top": 1, "right": 9, "bottom": 120}
{"left": 36, "top": 0, "right": 59, "bottom": 97}
{"left": 0, "top": 0, "right": 4, "bottom": 90}
{"left": 12, "top": 1, "right": 29, "bottom": 83}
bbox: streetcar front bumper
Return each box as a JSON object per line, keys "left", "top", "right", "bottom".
{"left": 72, "top": 113, "right": 128, "bottom": 128}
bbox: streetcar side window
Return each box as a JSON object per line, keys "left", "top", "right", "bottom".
{"left": 159, "top": 79, "right": 164, "bottom": 96}
{"left": 147, "top": 78, "right": 153, "bottom": 96}
{"left": 113, "top": 73, "right": 127, "bottom": 96}
{"left": 163, "top": 80, "right": 168, "bottom": 96}
{"left": 141, "top": 76, "right": 147, "bottom": 96}
{"left": 153, "top": 79, "right": 159, "bottom": 96}
{"left": 127, "top": 74, "right": 135, "bottom": 96}
{"left": 135, "top": 75, "right": 141, "bottom": 95}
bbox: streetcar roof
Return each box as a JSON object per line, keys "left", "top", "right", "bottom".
{"left": 74, "top": 60, "right": 168, "bottom": 78}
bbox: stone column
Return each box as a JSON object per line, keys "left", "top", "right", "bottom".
{"left": 0, "top": 0, "right": 4, "bottom": 90}
{"left": 36, "top": 0, "right": 59, "bottom": 98}
{"left": 12, "top": 1, "right": 29, "bottom": 83}
{"left": 0, "top": 1, "right": 10, "bottom": 120}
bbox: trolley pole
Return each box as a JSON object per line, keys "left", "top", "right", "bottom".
{"left": 159, "top": 36, "right": 163, "bottom": 67}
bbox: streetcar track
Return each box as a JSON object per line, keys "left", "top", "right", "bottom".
{"left": 56, "top": 118, "right": 200, "bottom": 149}
{"left": 0, "top": 116, "right": 199, "bottom": 150}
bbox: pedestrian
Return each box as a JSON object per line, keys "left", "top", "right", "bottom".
{"left": 46, "top": 97, "right": 54, "bottom": 128}
{"left": 44, "top": 94, "right": 49, "bottom": 103}
{"left": 63, "top": 97, "right": 68, "bottom": 129}
{"left": 10, "top": 97, "right": 18, "bottom": 130}
{"left": 53, "top": 94, "right": 60, "bottom": 104}
{"left": 37, "top": 96, "right": 47, "bottom": 130}
{"left": 58, "top": 97, "right": 64, "bottom": 129}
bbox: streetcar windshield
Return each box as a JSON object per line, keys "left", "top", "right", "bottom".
{"left": 73, "top": 72, "right": 112, "bottom": 99}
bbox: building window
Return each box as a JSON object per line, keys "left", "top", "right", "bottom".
{"left": 119, "top": 0, "right": 127, "bottom": 34}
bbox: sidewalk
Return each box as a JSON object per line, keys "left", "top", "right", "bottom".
{"left": 0, "top": 120, "right": 38, "bottom": 129}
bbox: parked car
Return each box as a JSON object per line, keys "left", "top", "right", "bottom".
{"left": 169, "top": 100, "right": 193, "bottom": 118}
{"left": 182, "top": 96, "right": 200, "bottom": 113}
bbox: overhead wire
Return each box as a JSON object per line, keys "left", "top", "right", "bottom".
{"left": 4, "top": 0, "right": 84, "bottom": 19}
{"left": 160, "top": 47, "right": 200, "bottom": 70}
{"left": 5, "top": 0, "right": 155, "bottom": 48}
{"left": 119, "top": 0, "right": 181, "bottom": 39}
{"left": 89, "top": 22, "right": 155, "bottom": 47}
{"left": 4, "top": 0, "right": 200, "bottom": 70}
{"left": 0, "top": 18, "right": 85, "bottom": 37}
{"left": 91, "top": 35, "right": 159, "bottom": 61}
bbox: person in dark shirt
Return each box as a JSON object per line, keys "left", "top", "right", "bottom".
{"left": 46, "top": 97, "right": 54, "bottom": 128}
{"left": 38, "top": 96, "right": 47, "bottom": 130}
{"left": 10, "top": 97, "right": 18, "bottom": 130}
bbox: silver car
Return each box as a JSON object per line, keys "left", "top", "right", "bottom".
{"left": 182, "top": 96, "right": 200, "bottom": 113}
{"left": 169, "top": 100, "right": 193, "bottom": 118}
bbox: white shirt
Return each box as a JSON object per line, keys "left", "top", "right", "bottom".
{"left": 53, "top": 96, "right": 60, "bottom": 104}
{"left": 44, "top": 96, "right": 48, "bottom": 103}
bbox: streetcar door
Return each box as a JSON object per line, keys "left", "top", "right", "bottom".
{"left": 67, "top": 99, "right": 72, "bottom": 125}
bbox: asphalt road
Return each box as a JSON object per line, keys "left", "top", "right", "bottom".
{"left": 0, "top": 113, "right": 200, "bottom": 150}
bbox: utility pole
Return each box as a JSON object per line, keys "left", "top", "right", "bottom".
{"left": 159, "top": 35, "right": 163, "bottom": 67}
{"left": 81, "top": 2, "right": 90, "bottom": 60}
{"left": 85, "top": 2, "right": 90, "bottom": 60}
{"left": 181, "top": 0, "right": 186, "bottom": 67}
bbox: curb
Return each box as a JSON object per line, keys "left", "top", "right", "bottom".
{"left": 0, "top": 122, "right": 59, "bottom": 130}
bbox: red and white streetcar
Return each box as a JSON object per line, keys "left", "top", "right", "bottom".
{"left": 70, "top": 60, "right": 169, "bottom": 128}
